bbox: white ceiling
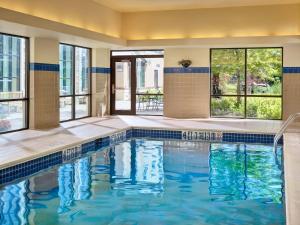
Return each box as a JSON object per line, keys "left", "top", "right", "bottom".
{"left": 93, "top": 0, "right": 300, "bottom": 12}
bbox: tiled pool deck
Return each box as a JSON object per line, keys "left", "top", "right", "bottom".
{"left": 283, "top": 132, "right": 300, "bottom": 225}
{"left": 0, "top": 116, "right": 284, "bottom": 169}
{"left": 0, "top": 115, "right": 299, "bottom": 225}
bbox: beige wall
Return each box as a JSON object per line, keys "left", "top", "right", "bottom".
{"left": 164, "top": 48, "right": 210, "bottom": 118}
{"left": 122, "top": 4, "right": 300, "bottom": 40}
{"left": 164, "top": 45, "right": 300, "bottom": 120}
{"left": 30, "top": 38, "right": 59, "bottom": 64}
{"left": 283, "top": 44, "right": 300, "bottom": 120}
{"left": 164, "top": 48, "right": 209, "bottom": 67}
{"left": 30, "top": 38, "right": 60, "bottom": 129}
{"left": 283, "top": 74, "right": 300, "bottom": 120}
{"left": 92, "top": 48, "right": 110, "bottom": 117}
{"left": 0, "top": 0, "right": 122, "bottom": 38}
{"left": 92, "top": 48, "right": 111, "bottom": 67}
{"left": 164, "top": 74, "right": 210, "bottom": 118}
{"left": 92, "top": 74, "right": 109, "bottom": 117}
{"left": 284, "top": 44, "right": 300, "bottom": 67}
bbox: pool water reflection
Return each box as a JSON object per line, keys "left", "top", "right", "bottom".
{"left": 0, "top": 139, "right": 284, "bottom": 225}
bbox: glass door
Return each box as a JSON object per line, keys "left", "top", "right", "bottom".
{"left": 111, "top": 57, "right": 136, "bottom": 115}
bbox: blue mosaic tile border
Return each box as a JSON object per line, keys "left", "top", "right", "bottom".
{"left": 126, "top": 129, "right": 133, "bottom": 139}
{"left": 0, "top": 128, "right": 283, "bottom": 186}
{"left": 0, "top": 152, "right": 62, "bottom": 184}
{"left": 82, "top": 141, "right": 97, "bottom": 154}
{"left": 283, "top": 67, "right": 300, "bottom": 74}
{"left": 222, "top": 133, "right": 280, "bottom": 144}
{"left": 164, "top": 67, "right": 209, "bottom": 74}
{"left": 95, "top": 136, "right": 110, "bottom": 149}
{"left": 91, "top": 67, "right": 110, "bottom": 74}
{"left": 132, "top": 129, "right": 182, "bottom": 139}
{"left": 30, "top": 63, "right": 59, "bottom": 72}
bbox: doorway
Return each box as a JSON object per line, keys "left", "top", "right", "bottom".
{"left": 110, "top": 50, "right": 164, "bottom": 115}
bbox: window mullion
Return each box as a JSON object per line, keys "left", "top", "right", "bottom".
{"left": 72, "top": 46, "right": 76, "bottom": 120}
{"left": 244, "top": 48, "right": 247, "bottom": 119}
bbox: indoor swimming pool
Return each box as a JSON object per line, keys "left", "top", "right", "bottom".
{"left": 0, "top": 139, "right": 285, "bottom": 225}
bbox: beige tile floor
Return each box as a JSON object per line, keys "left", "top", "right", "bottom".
{"left": 1, "top": 115, "right": 300, "bottom": 225}
{"left": 284, "top": 132, "right": 300, "bottom": 225}
{"left": 0, "top": 115, "right": 284, "bottom": 169}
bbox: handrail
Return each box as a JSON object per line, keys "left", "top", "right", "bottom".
{"left": 273, "top": 113, "right": 300, "bottom": 152}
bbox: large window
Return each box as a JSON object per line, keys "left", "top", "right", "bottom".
{"left": 0, "top": 33, "right": 28, "bottom": 133}
{"left": 59, "top": 44, "right": 91, "bottom": 121}
{"left": 210, "top": 48, "right": 282, "bottom": 120}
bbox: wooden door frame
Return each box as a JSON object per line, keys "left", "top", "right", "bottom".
{"left": 110, "top": 53, "right": 164, "bottom": 115}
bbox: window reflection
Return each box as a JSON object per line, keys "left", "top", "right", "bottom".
{"left": 58, "top": 164, "right": 75, "bottom": 213}
{"left": 209, "top": 143, "right": 283, "bottom": 203}
{"left": 135, "top": 140, "right": 164, "bottom": 185}
{"left": 0, "top": 181, "right": 28, "bottom": 225}
{"left": 113, "top": 142, "right": 132, "bottom": 180}
{"left": 58, "top": 157, "right": 92, "bottom": 212}
{"left": 110, "top": 140, "right": 164, "bottom": 194}
{"left": 74, "top": 157, "right": 92, "bottom": 200}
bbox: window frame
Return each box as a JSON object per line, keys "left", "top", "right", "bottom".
{"left": 59, "top": 43, "right": 92, "bottom": 122}
{"left": 0, "top": 32, "right": 29, "bottom": 134}
{"left": 210, "top": 47, "right": 283, "bottom": 120}
{"left": 111, "top": 49, "right": 164, "bottom": 56}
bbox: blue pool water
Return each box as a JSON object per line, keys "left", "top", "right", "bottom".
{"left": 0, "top": 139, "right": 284, "bottom": 225}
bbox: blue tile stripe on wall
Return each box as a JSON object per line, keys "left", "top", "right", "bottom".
{"left": 30, "top": 63, "right": 59, "bottom": 72}
{"left": 164, "top": 67, "right": 300, "bottom": 74}
{"left": 283, "top": 67, "right": 300, "bottom": 73}
{"left": 91, "top": 67, "right": 111, "bottom": 74}
{"left": 0, "top": 128, "right": 283, "bottom": 185}
{"left": 164, "top": 67, "right": 210, "bottom": 74}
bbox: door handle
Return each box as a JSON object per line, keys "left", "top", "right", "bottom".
{"left": 112, "top": 84, "right": 115, "bottom": 94}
